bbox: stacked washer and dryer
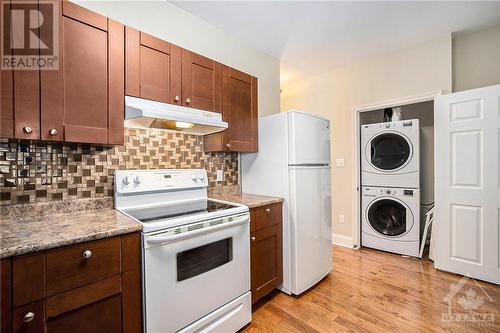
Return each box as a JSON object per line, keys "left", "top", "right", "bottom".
{"left": 360, "top": 119, "right": 421, "bottom": 257}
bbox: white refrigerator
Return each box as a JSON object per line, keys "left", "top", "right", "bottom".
{"left": 242, "top": 110, "right": 332, "bottom": 295}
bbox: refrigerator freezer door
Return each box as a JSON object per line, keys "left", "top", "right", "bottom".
{"left": 288, "top": 111, "right": 331, "bottom": 165}
{"left": 289, "top": 165, "right": 332, "bottom": 294}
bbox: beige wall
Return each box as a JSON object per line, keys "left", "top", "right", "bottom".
{"left": 74, "top": 1, "right": 281, "bottom": 117}
{"left": 453, "top": 24, "right": 500, "bottom": 92}
{"left": 281, "top": 36, "right": 452, "bottom": 240}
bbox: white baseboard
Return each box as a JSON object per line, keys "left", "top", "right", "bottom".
{"left": 332, "top": 233, "right": 354, "bottom": 248}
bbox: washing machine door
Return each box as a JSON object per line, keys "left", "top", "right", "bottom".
{"left": 366, "top": 132, "right": 412, "bottom": 171}
{"left": 367, "top": 198, "right": 413, "bottom": 237}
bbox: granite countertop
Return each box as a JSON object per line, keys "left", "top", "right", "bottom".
{"left": 0, "top": 200, "right": 141, "bottom": 259}
{"left": 210, "top": 192, "right": 283, "bottom": 209}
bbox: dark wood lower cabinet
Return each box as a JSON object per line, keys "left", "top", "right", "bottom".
{"left": 1, "top": 233, "right": 142, "bottom": 333}
{"left": 1, "top": 260, "right": 12, "bottom": 333}
{"left": 250, "top": 203, "right": 283, "bottom": 304}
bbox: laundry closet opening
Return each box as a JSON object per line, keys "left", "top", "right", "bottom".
{"left": 357, "top": 100, "right": 435, "bottom": 258}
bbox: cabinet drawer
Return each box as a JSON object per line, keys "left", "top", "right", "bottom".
{"left": 46, "top": 237, "right": 121, "bottom": 296}
{"left": 250, "top": 203, "right": 282, "bottom": 231}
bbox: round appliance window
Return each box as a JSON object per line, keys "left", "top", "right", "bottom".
{"left": 367, "top": 199, "right": 407, "bottom": 237}
{"left": 369, "top": 133, "right": 411, "bottom": 171}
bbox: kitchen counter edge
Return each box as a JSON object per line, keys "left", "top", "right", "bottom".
{"left": 209, "top": 192, "right": 284, "bottom": 209}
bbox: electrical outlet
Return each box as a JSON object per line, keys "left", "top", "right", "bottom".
{"left": 216, "top": 170, "right": 224, "bottom": 182}
{"left": 336, "top": 158, "right": 345, "bottom": 167}
{"left": 339, "top": 215, "right": 345, "bottom": 224}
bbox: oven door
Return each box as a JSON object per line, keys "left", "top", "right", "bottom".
{"left": 143, "top": 213, "right": 250, "bottom": 333}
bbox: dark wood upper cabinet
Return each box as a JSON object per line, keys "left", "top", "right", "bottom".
{"left": 204, "top": 66, "right": 258, "bottom": 152}
{"left": 181, "top": 50, "right": 222, "bottom": 112}
{"left": 125, "top": 27, "right": 181, "bottom": 105}
{"left": 39, "top": 1, "right": 124, "bottom": 145}
{"left": 125, "top": 38, "right": 222, "bottom": 112}
{"left": 1, "top": 1, "right": 259, "bottom": 148}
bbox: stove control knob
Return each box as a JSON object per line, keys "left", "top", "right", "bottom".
{"left": 198, "top": 175, "right": 205, "bottom": 182}
{"left": 134, "top": 175, "right": 142, "bottom": 184}
{"left": 123, "top": 176, "right": 131, "bottom": 185}
{"left": 192, "top": 175, "right": 198, "bottom": 182}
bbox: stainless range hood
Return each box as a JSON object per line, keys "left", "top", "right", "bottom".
{"left": 124, "top": 96, "right": 228, "bottom": 135}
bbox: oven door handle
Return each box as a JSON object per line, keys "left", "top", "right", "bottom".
{"left": 145, "top": 215, "right": 250, "bottom": 245}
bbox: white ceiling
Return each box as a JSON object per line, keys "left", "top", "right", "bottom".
{"left": 171, "top": 1, "right": 500, "bottom": 82}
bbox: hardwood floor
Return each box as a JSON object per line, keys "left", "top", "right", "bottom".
{"left": 243, "top": 246, "right": 500, "bottom": 333}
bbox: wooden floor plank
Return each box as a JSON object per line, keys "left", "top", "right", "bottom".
{"left": 242, "top": 246, "right": 500, "bottom": 333}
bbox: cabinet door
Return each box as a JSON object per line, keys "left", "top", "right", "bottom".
{"left": 125, "top": 27, "right": 181, "bottom": 105}
{"left": 0, "top": 0, "right": 14, "bottom": 138}
{"left": 12, "top": 301, "right": 45, "bottom": 333}
{"left": 203, "top": 66, "right": 258, "bottom": 152}
{"left": 181, "top": 49, "right": 222, "bottom": 112}
{"left": 40, "top": 1, "right": 124, "bottom": 144}
{"left": 223, "top": 67, "right": 258, "bottom": 152}
{"left": 1, "top": 260, "right": 11, "bottom": 333}
{"left": 251, "top": 224, "right": 283, "bottom": 304}
{"left": 0, "top": 0, "right": 40, "bottom": 140}
{"left": 0, "top": 63, "right": 14, "bottom": 139}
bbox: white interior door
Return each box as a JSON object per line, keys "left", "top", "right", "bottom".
{"left": 434, "top": 84, "right": 500, "bottom": 285}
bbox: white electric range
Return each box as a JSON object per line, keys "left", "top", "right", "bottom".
{"left": 115, "top": 169, "right": 251, "bottom": 333}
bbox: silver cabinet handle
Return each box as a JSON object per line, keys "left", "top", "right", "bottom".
{"left": 23, "top": 312, "right": 35, "bottom": 323}
{"left": 250, "top": 236, "right": 256, "bottom": 242}
{"left": 23, "top": 126, "right": 32, "bottom": 134}
{"left": 185, "top": 98, "right": 191, "bottom": 104}
{"left": 174, "top": 95, "right": 180, "bottom": 102}
{"left": 49, "top": 128, "right": 58, "bottom": 136}
{"left": 82, "top": 249, "right": 93, "bottom": 259}
{"left": 225, "top": 143, "right": 231, "bottom": 150}
{"left": 265, "top": 208, "right": 271, "bottom": 213}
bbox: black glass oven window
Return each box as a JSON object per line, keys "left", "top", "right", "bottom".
{"left": 177, "top": 238, "right": 233, "bottom": 281}
{"left": 370, "top": 133, "right": 410, "bottom": 170}
{"left": 368, "top": 199, "right": 407, "bottom": 236}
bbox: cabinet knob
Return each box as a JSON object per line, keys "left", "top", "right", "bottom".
{"left": 23, "top": 312, "right": 35, "bottom": 323}
{"left": 82, "top": 249, "right": 93, "bottom": 259}
{"left": 174, "top": 95, "right": 180, "bottom": 102}
{"left": 185, "top": 98, "right": 191, "bottom": 104}
{"left": 23, "top": 126, "right": 32, "bottom": 134}
{"left": 250, "top": 236, "right": 256, "bottom": 242}
{"left": 225, "top": 143, "right": 231, "bottom": 150}
{"left": 265, "top": 208, "right": 271, "bottom": 213}
{"left": 49, "top": 128, "right": 58, "bottom": 136}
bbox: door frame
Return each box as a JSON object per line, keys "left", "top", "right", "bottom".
{"left": 351, "top": 91, "right": 442, "bottom": 248}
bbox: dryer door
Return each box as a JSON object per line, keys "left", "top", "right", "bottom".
{"left": 367, "top": 198, "right": 413, "bottom": 237}
{"left": 367, "top": 132, "right": 412, "bottom": 171}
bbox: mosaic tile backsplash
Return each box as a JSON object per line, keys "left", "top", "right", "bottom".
{"left": 0, "top": 128, "right": 238, "bottom": 205}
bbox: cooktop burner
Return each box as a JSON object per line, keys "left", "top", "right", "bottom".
{"left": 123, "top": 199, "right": 238, "bottom": 223}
